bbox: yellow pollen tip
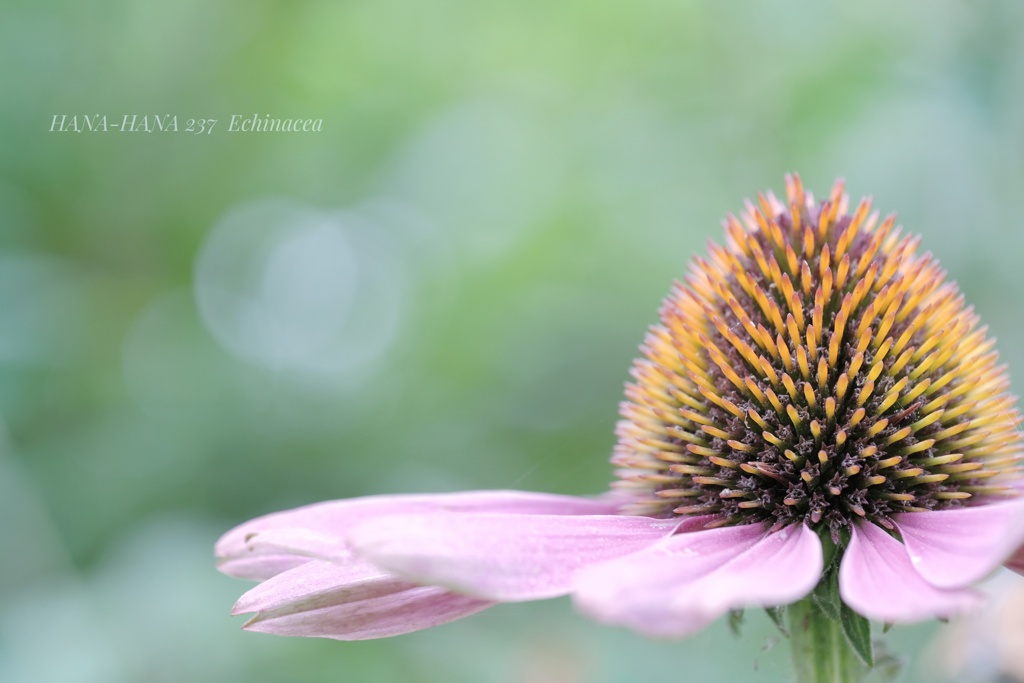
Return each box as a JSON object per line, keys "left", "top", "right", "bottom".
{"left": 613, "top": 176, "right": 1024, "bottom": 529}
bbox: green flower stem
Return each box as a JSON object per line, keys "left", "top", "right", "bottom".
{"left": 788, "top": 598, "right": 868, "bottom": 683}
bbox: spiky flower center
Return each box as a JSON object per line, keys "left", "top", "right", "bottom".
{"left": 613, "top": 176, "right": 1023, "bottom": 538}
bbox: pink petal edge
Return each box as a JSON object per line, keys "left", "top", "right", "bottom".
{"left": 239, "top": 560, "right": 493, "bottom": 640}
{"left": 894, "top": 499, "right": 1024, "bottom": 589}
{"left": 839, "top": 521, "right": 980, "bottom": 623}
{"left": 216, "top": 490, "right": 618, "bottom": 580}
{"left": 572, "top": 522, "right": 822, "bottom": 638}
{"left": 348, "top": 512, "right": 680, "bottom": 601}
{"left": 232, "top": 558, "right": 398, "bottom": 616}
{"left": 217, "top": 554, "right": 310, "bottom": 582}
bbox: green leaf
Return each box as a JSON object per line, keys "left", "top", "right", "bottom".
{"left": 839, "top": 602, "right": 873, "bottom": 667}
{"left": 728, "top": 608, "right": 745, "bottom": 636}
{"left": 765, "top": 606, "right": 788, "bottom": 637}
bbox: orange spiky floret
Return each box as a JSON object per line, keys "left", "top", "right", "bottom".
{"left": 612, "top": 175, "right": 1024, "bottom": 537}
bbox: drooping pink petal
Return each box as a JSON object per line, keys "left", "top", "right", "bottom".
{"left": 839, "top": 521, "right": 981, "bottom": 623}
{"left": 572, "top": 522, "right": 822, "bottom": 638}
{"left": 216, "top": 491, "right": 617, "bottom": 580}
{"left": 217, "top": 528, "right": 350, "bottom": 581}
{"left": 348, "top": 513, "right": 681, "bottom": 601}
{"left": 894, "top": 499, "right": 1024, "bottom": 589}
{"left": 232, "top": 558, "right": 400, "bottom": 615}
{"left": 237, "top": 560, "right": 493, "bottom": 640}
{"left": 217, "top": 554, "right": 310, "bottom": 582}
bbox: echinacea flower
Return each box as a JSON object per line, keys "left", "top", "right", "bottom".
{"left": 216, "top": 176, "right": 1024, "bottom": 657}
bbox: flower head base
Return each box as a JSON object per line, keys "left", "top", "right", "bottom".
{"left": 614, "top": 176, "right": 1023, "bottom": 539}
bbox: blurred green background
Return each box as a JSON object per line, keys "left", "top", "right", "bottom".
{"left": 3, "top": 0, "right": 1024, "bottom": 681}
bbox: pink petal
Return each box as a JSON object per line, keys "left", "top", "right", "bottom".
{"left": 216, "top": 554, "right": 309, "bottom": 581}
{"left": 349, "top": 513, "right": 680, "bottom": 601}
{"left": 237, "top": 560, "right": 493, "bottom": 640}
{"left": 216, "top": 491, "right": 616, "bottom": 580}
{"left": 894, "top": 500, "right": 1024, "bottom": 588}
{"left": 216, "top": 528, "right": 349, "bottom": 581}
{"left": 572, "top": 523, "right": 822, "bottom": 638}
{"left": 232, "top": 558, "right": 398, "bottom": 615}
{"left": 839, "top": 521, "right": 980, "bottom": 623}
